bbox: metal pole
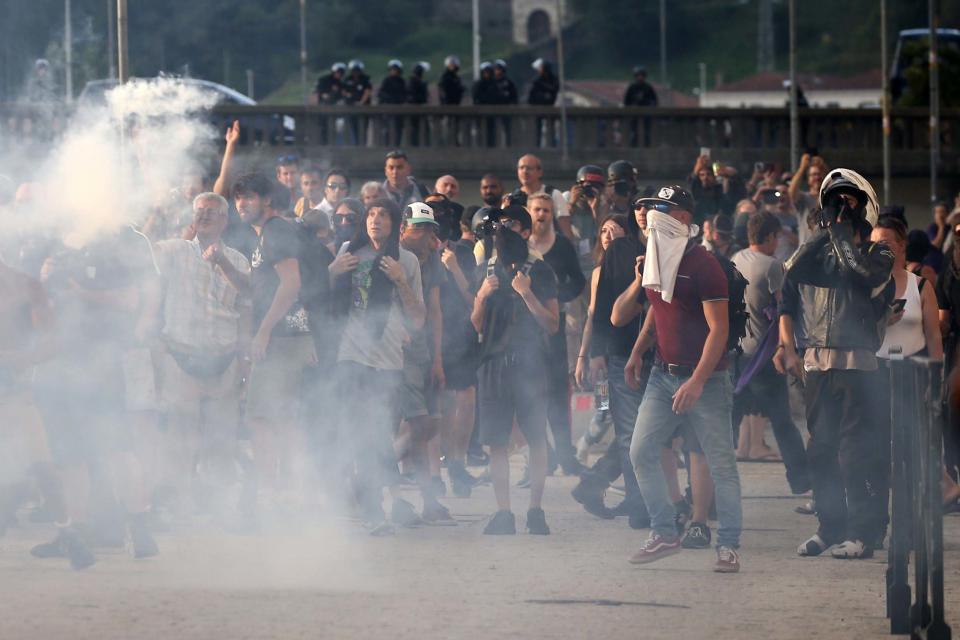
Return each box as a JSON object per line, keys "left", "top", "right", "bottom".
{"left": 246, "top": 69, "right": 255, "bottom": 100}
{"left": 697, "top": 62, "right": 706, "bottom": 106}
{"left": 472, "top": 0, "right": 480, "bottom": 81}
{"left": 64, "top": 0, "right": 73, "bottom": 102}
{"left": 881, "top": 0, "right": 891, "bottom": 204}
{"left": 788, "top": 0, "right": 798, "bottom": 173}
{"left": 106, "top": 0, "right": 116, "bottom": 80}
{"left": 929, "top": 0, "right": 940, "bottom": 205}
{"left": 299, "top": 0, "right": 308, "bottom": 106}
{"left": 659, "top": 0, "right": 667, "bottom": 89}
{"left": 116, "top": 0, "right": 129, "bottom": 84}
{"left": 556, "top": 0, "right": 568, "bottom": 164}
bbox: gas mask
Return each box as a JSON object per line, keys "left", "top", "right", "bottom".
{"left": 494, "top": 226, "right": 529, "bottom": 270}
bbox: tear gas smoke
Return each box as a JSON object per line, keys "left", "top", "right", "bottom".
{"left": 3, "top": 77, "right": 218, "bottom": 247}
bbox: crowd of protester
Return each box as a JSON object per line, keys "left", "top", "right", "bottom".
{"left": 3, "top": 115, "right": 960, "bottom": 576}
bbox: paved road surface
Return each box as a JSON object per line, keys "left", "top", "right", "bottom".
{"left": 2, "top": 442, "right": 958, "bottom": 639}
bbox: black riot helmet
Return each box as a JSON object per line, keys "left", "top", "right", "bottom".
{"left": 607, "top": 160, "right": 638, "bottom": 198}
{"left": 576, "top": 164, "right": 606, "bottom": 186}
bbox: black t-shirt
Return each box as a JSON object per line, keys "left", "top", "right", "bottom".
{"left": 936, "top": 259, "right": 960, "bottom": 336}
{"left": 343, "top": 73, "right": 372, "bottom": 105}
{"left": 45, "top": 226, "right": 159, "bottom": 348}
{"left": 440, "top": 241, "right": 479, "bottom": 362}
{"left": 408, "top": 75, "right": 428, "bottom": 104}
{"left": 378, "top": 76, "right": 407, "bottom": 104}
{"left": 438, "top": 70, "right": 464, "bottom": 105}
{"left": 591, "top": 236, "right": 644, "bottom": 359}
{"left": 315, "top": 73, "right": 344, "bottom": 105}
{"left": 251, "top": 216, "right": 309, "bottom": 337}
{"left": 479, "top": 258, "right": 557, "bottom": 361}
{"left": 542, "top": 235, "right": 586, "bottom": 305}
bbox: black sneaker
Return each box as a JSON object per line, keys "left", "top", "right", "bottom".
{"left": 526, "top": 508, "right": 550, "bottom": 535}
{"left": 681, "top": 522, "right": 712, "bottom": 548}
{"left": 422, "top": 501, "right": 456, "bottom": 525}
{"left": 571, "top": 480, "right": 614, "bottom": 519}
{"left": 609, "top": 501, "right": 631, "bottom": 517}
{"left": 628, "top": 509, "right": 651, "bottom": 530}
{"left": 483, "top": 510, "right": 516, "bottom": 535}
{"left": 448, "top": 462, "right": 474, "bottom": 498}
{"left": 391, "top": 498, "right": 423, "bottom": 527}
{"left": 128, "top": 513, "right": 159, "bottom": 559}
{"left": 30, "top": 532, "right": 67, "bottom": 559}
{"left": 559, "top": 455, "right": 586, "bottom": 477}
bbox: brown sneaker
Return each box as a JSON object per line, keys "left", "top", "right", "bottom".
{"left": 629, "top": 532, "right": 682, "bottom": 565}
{"left": 714, "top": 545, "right": 740, "bottom": 573}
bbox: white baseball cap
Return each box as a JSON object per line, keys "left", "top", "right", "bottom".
{"left": 405, "top": 202, "right": 439, "bottom": 226}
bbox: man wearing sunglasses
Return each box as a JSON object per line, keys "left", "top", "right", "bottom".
{"left": 623, "top": 185, "right": 743, "bottom": 573}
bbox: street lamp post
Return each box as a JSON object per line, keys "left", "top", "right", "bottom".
{"left": 65, "top": 0, "right": 73, "bottom": 102}
{"left": 929, "top": 0, "right": 940, "bottom": 204}
{"left": 116, "top": 0, "right": 129, "bottom": 84}
{"left": 472, "top": 0, "right": 480, "bottom": 80}
{"left": 556, "top": 0, "right": 568, "bottom": 164}
{"left": 659, "top": 0, "right": 667, "bottom": 90}
{"left": 881, "top": 0, "right": 891, "bottom": 204}
{"left": 788, "top": 0, "right": 798, "bottom": 173}
{"left": 300, "top": 0, "right": 308, "bottom": 105}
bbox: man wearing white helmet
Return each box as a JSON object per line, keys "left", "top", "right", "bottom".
{"left": 344, "top": 60, "right": 371, "bottom": 106}
{"left": 783, "top": 168, "right": 895, "bottom": 560}
{"left": 438, "top": 55, "right": 464, "bottom": 106}
{"left": 408, "top": 62, "right": 431, "bottom": 146}
{"left": 314, "top": 62, "right": 346, "bottom": 105}
{"left": 528, "top": 58, "right": 559, "bottom": 147}
{"left": 378, "top": 60, "right": 407, "bottom": 146}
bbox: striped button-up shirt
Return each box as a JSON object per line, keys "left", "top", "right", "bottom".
{"left": 154, "top": 238, "right": 250, "bottom": 353}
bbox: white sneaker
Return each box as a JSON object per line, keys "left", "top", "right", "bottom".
{"left": 797, "top": 534, "right": 829, "bottom": 556}
{"left": 831, "top": 539, "right": 873, "bottom": 559}
{"left": 575, "top": 436, "right": 590, "bottom": 464}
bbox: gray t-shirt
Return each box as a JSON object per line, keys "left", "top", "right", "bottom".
{"left": 732, "top": 248, "right": 784, "bottom": 356}
{"left": 336, "top": 243, "right": 423, "bottom": 371}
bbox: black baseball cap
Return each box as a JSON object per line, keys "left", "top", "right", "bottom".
{"left": 636, "top": 185, "right": 696, "bottom": 213}
{"left": 709, "top": 213, "right": 734, "bottom": 237}
{"left": 499, "top": 204, "right": 532, "bottom": 231}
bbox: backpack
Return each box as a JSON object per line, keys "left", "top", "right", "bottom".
{"left": 713, "top": 253, "right": 750, "bottom": 353}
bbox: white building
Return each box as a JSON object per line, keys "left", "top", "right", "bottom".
{"left": 700, "top": 70, "right": 882, "bottom": 109}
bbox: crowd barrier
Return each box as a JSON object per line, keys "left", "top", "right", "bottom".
{"left": 887, "top": 356, "right": 952, "bottom": 639}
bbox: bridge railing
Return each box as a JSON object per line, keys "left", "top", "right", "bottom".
{"left": 2, "top": 103, "right": 957, "bottom": 175}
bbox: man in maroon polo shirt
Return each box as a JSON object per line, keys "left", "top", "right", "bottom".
{"left": 621, "top": 185, "right": 743, "bottom": 573}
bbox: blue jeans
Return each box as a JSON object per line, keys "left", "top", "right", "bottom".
{"left": 629, "top": 368, "right": 742, "bottom": 547}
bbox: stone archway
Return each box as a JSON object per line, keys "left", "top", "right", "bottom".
{"left": 526, "top": 9, "right": 551, "bottom": 44}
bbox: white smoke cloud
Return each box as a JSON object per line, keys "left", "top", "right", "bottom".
{"left": 17, "top": 77, "right": 219, "bottom": 247}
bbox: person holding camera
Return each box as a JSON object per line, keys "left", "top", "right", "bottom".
{"left": 471, "top": 205, "right": 559, "bottom": 536}
{"left": 785, "top": 169, "right": 895, "bottom": 559}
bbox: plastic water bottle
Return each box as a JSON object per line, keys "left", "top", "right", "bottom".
{"left": 594, "top": 373, "right": 610, "bottom": 412}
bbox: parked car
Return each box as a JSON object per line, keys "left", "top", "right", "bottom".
{"left": 78, "top": 77, "right": 295, "bottom": 144}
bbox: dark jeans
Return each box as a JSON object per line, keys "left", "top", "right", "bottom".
{"left": 733, "top": 359, "right": 810, "bottom": 493}
{"left": 585, "top": 354, "right": 648, "bottom": 512}
{"left": 804, "top": 368, "right": 888, "bottom": 543}
{"left": 335, "top": 361, "right": 402, "bottom": 520}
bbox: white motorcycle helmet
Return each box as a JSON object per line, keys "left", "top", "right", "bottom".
{"left": 818, "top": 168, "right": 879, "bottom": 229}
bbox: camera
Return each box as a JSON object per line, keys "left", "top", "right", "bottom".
{"left": 579, "top": 182, "right": 598, "bottom": 199}
{"left": 506, "top": 189, "right": 527, "bottom": 208}
{"left": 761, "top": 189, "right": 784, "bottom": 205}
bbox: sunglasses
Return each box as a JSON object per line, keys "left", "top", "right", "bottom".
{"left": 326, "top": 183, "right": 349, "bottom": 191}
{"left": 648, "top": 202, "right": 678, "bottom": 214}
{"left": 335, "top": 213, "right": 359, "bottom": 225}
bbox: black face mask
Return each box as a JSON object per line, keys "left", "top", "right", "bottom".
{"left": 335, "top": 223, "right": 356, "bottom": 247}
{"left": 495, "top": 226, "right": 528, "bottom": 269}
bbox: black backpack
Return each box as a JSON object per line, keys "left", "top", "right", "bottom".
{"left": 713, "top": 253, "right": 750, "bottom": 353}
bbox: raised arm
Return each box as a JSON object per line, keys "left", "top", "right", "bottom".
{"left": 213, "top": 121, "right": 240, "bottom": 198}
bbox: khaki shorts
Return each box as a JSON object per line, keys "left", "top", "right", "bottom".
{"left": 157, "top": 350, "right": 241, "bottom": 428}
{"left": 0, "top": 391, "right": 50, "bottom": 482}
{"left": 245, "top": 334, "right": 314, "bottom": 423}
